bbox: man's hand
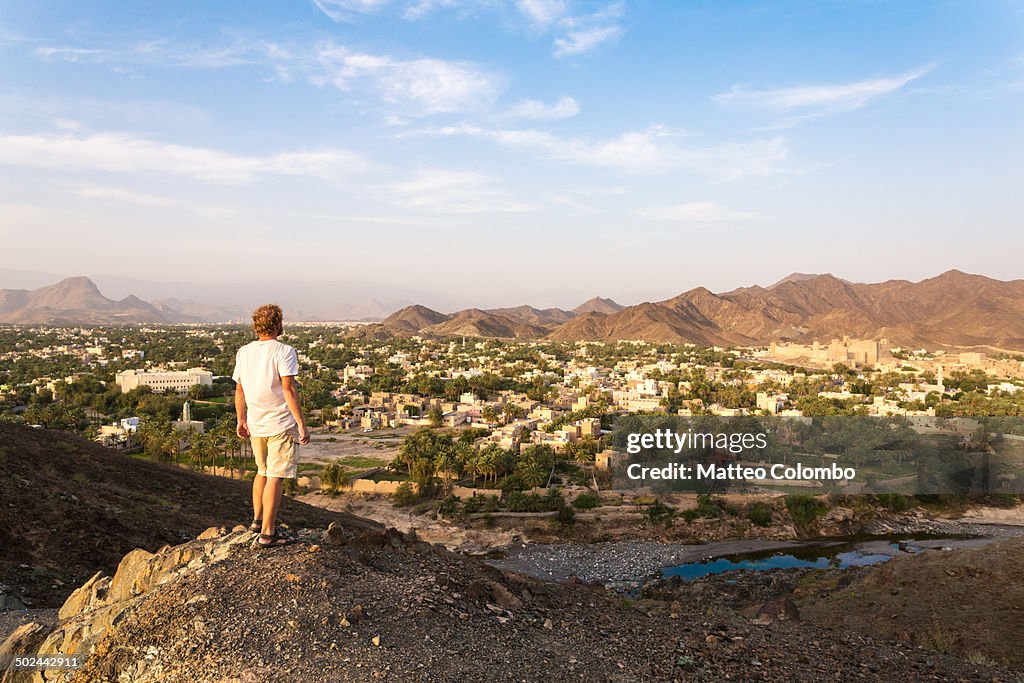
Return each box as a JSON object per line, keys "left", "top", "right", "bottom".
{"left": 297, "top": 424, "right": 310, "bottom": 445}
{"left": 237, "top": 421, "right": 250, "bottom": 439}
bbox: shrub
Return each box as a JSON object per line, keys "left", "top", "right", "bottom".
{"left": 556, "top": 504, "right": 576, "bottom": 525}
{"left": 985, "top": 493, "right": 1020, "bottom": 509}
{"left": 876, "top": 493, "right": 911, "bottom": 512}
{"left": 747, "top": 502, "right": 773, "bottom": 527}
{"left": 543, "top": 488, "right": 564, "bottom": 512}
{"left": 392, "top": 482, "right": 417, "bottom": 507}
{"left": 437, "top": 496, "right": 460, "bottom": 515}
{"left": 504, "top": 491, "right": 528, "bottom": 512}
{"left": 646, "top": 498, "right": 675, "bottom": 525}
{"left": 695, "top": 494, "right": 722, "bottom": 519}
{"left": 412, "top": 501, "right": 434, "bottom": 516}
{"left": 572, "top": 493, "right": 601, "bottom": 510}
{"left": 320, "top": 462, "right": 349, "bottom": 493}
{"left": 785, "top": 494, "right": 828, "bottom": 526}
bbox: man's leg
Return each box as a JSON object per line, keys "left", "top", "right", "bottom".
{"left": 250, "top": 436, "right": 269, "bottom": 527}
{"left": 252, "top": 474, "right": 266, "bottom": 522}
{"left": 261, "top": 477, "right": 284, "bottom": 536}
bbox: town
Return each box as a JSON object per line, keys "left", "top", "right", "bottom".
{"left": 4, "top": 324, "right": 1024, "bottom": 507}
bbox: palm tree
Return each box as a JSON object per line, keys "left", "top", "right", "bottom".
{"left": 517, "top": 459, "right": 546, "bottom": 489}
{"left": 502, "top": 403, "right": 524, "bottom": 425}
{"left": 481, "top": 405, "right": 499, "bottom": 425}
{"left": 190, "top": 432, "right": 213, "bottom": 472}
{"left": 435, "top": 445, "right": 458, "bottom": 496}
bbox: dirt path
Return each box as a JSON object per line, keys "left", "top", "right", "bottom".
{"left": 956, "top": 504, "right": 1024, "bottom": 525}
{"left": 297, "top": 492, "right": 526, "bottom": 553}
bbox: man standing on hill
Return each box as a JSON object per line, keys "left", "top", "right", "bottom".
{"left": 233, "top": 304, "right": 310, "bottom": 548}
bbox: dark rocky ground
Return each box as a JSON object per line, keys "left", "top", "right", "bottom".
{"left": 0, "top": 424, "right": 375, "bottom": 608}
{"left": 3, "top": 424, "right": 1023, "bottom": 681}
{"left": 2, "top": 524, "right": 1015, "bottom": 683}
{"left": 489, "top": 517, "right": 1024, "bottom": 591}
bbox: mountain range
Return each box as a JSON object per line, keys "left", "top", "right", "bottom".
{"left": 0, "top": 277, "right": 198, "bottom": 325}
{"left": 2, "top": 270, "right": 1024, "bottom": 350}
{"left": 376, "top": 270, "right": 1024, "bottom": 351}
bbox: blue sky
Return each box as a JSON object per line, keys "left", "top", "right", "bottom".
{"left": 1, "top": 0, "right": 1022, "bottom": 307}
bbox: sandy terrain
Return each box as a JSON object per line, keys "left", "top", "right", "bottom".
{"left": 297, "top": 492, "right": 524, "bottom": 553}
{"left": 957, "top": 503, "right": 1024, "bottom": 525}
{"left": 297, "top": 428, "right": 409, "bottom": 468}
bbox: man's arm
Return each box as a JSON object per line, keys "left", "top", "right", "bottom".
{"left": 235, "top": 383, "right": 250, "bottom": 438}
{"left": 281, "top": 375, "right": 310, "bottom": 444}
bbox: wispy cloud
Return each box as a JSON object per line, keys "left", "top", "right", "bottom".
{"left": 515, "top": 0, "right": 567, "bottom": 27}
{"left": 314, "top": 43, "right": 505, "bottom": 114}
{"left": 387, "top": 169, "right": 536, "bottom": 213}
{"left": 0, "top": 130, "right": 368, "bottom": 183}
{"left": 311, "top": 0, "right": 622, "bottom": 57}
{"left": 637, "top": 201, "right": 761, "bottom": 222}
{"left": 73, "top": 186, "right": 237, "bottom": 217}
{"left": 313, "top": 0, "right": 393, "bottom": 22}
{"left": 506, "top": 95, "right": 579, "bottom": 119}
{"left": 32, "top": 34, "right": 506, "bottom": 117}
{"left": 714, "top": 65, "right": 934, "bottom": 118}
{"left": 554, "top": 24, "right": 621, "bottom": 57}
{"left": 415, "top": 123, "right": 789, "bottom": 177}
{"left": 34, "top": 40, "right": 264, "bottom": 69}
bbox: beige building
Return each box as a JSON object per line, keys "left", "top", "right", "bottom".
{"left": 115, "top": 368, "right": 213, "bottom": 394}
{"left": 769, "top": 337, "right": 892, "bottom": 368}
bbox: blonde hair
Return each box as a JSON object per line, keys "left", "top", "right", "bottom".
{"left": 252, "top": 304, "right": 283, "bottom": 337}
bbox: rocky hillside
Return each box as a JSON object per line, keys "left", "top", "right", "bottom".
{"left": 4, "top": 524, "right": 1015, "bottom": 683}
{"left": 368, "top": 270, "right": 1024, "bottom": 350}
{"left": 551, "top": 270, "right": 1024, "bottom": 349}
{"left": 380, "top": 305, "right": 451, "bottom": 334}
{"left": 0, "top": 278, "right": 197, "bottom": 325}
{"left": 572, "top": 297, "right": 625, "bottom": 315}
{"left": 797, "top": 537, "right": 1024, "bottom": 665}
{"left": 422, "top": 309, "right": 551, "bottom": 340}
{"left": 1, "top": 425, "right": 1018, "bottom": 681}
{"left": 0, "top": 424, "right": 374, "bottom": 609}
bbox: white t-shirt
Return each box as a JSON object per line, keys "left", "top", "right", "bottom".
{"left": 232, "top": 339, "right": 300, "bottom": 437}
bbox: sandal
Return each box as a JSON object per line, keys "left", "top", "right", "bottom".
{"left": 249, "top": 519, "right": 261, "bottom": 533}
{"left": 258, "top": 531, "right": 293, "bottom": 548}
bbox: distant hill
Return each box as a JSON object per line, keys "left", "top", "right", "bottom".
{"left": 0, "top": 277, "right": 197, "bottom": 325}
{"left": 765, "top": 272, "right": 853, "bottom": 289}
{"left": 151, "top": 297, "right": 245, "bottom": 323}
{"left": 422, "top": 309, "right": 551, "bottom": 339}
{"left": 485, "top": 305, "right": 575, "bottom": 327}
{"left": 381, "top": 304, "right": 450, "bottom": 334}
{"left": 572, "top": 296, "right": 625, "bottom": 315}
{"left": 4, "top": 270, "right": 1024, "bottom": 349}
{"left": 549, "top": 270, "right": 1024, "bottom": 349}
{"left": 372, "top": 270, "right": 1024, "bottom": 350}
{"left": 0, "top": 268, "right": 432, "bottom": 322}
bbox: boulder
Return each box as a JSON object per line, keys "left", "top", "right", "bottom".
{"left": 197, "top": 526, "right": 227, "bottom": 541}
{"left": 58, "top": 571, "right": 110, "bottom": 621}
{"left": 752, "top": 597, "right": 800, "bottom": 625}
{"left": 487, "top": 582, "right": 522, "bottom": 612}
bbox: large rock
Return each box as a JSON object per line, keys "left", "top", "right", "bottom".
{"left": 57, "top": 571, "right": 110, "bottom": 621}
{"left": 4, "top": 530, "right": 253, "bottom": 683}
{"left": 751, "top": 597, "right": 800, "bottom": 625}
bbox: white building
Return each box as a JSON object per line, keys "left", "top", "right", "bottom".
{"left": 115, "top": 368, "right": 213, "bottom": 394}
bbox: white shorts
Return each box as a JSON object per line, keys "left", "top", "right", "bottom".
{"left": 250, "top": 430, "right": 298, "bottom": 479}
